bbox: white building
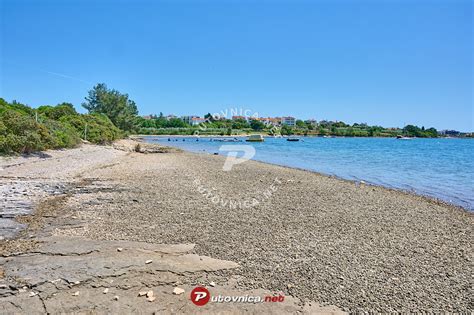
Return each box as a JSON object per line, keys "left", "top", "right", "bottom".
{"left": 190, "top": 117, "right": 207, "bottom": 126}
{"left": 281, "top": 116, "right": 296, "bottom": 126}
{"left": 182, "top": 116, "right": 207, "bottom": 126}
{"left": 181, "top": 116, "right": 198, "bottom": 125}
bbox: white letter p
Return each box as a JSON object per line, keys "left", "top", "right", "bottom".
{"left": 219, "top": 145, "right": 256, "bottom": 171}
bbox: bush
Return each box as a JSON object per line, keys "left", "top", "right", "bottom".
{"left": 60, "top": 113, "right": 122, "bottom": 144}
{"left": 0, "top": 109, "right": 52, "bottom": 154}
{"left": 37, "top": 103, "right": 78, "bottom": 120}
{"left": 42, "top": 119, "right": 81, "bottom": 149}
{"left": 0, "top": 99, "right": 122, "bottom": 154}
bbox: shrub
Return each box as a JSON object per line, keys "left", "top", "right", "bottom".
{"left": 42, "top": 119, "right": 81, "bottom": 149}
{"left": 60, "top": 113, "right": 121, "bottom": 144}
{"left": 0, "top": 109, "right": 51, "bottom": 154}
{"left": 37, "top": 103, "right": 78, "bottom": 120}
{"left": 0, "top": 100, "right": 116, "bottom": 154}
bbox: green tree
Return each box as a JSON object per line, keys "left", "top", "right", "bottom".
{"left": 166, "top": 118, "right": 187, "bottom": 128}
{"left": 232, "top": 118, "right": 250, "bottom": 129}
{"left": 82, "top": 83, "right": 138, "bottom": 131}
{"left": 403, "top": 125, "right": 438, "bottom": 138}
{"left": 204, "top": 113, "right": 216, "bottom": 122}
{"left": 295, "top": 120, "right": 306, "bottom": 128}
{"left": 333, "top": 121, "right": 348, "bottom": 128}
{"left": 425, "top": 127, "right": 438, "bottom": 137}
{"left": 250, "top": 119, "right": 265, "bottom": 131}
{"left": 38, "top": 103, "right": 77, "bottom": 120}
{"left": 281, "top": 125, "right": 294, "bottom": 136}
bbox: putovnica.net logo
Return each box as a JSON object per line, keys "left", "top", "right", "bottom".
{"left": 219, "top": 145, "right": 256, "bottom": 171}
{"left": 190, "top": 286, "right": 285, "bottom": 306}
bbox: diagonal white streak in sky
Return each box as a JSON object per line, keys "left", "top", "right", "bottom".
{"left": 3, "top": 60, "right": 93, "bottom": 85}
{"left": 40, "top": 69, "right": 92, "bottom": 85}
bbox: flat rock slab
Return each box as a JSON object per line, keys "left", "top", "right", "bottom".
{"left": 0, "top": 219, "right": 26, "bottom": 240}
{"left": 35, "top": 236, "right": 196, "bottom": 256}
{"left": 0, "top": 237, "right": 342, "bottom": 314}
{"left": 0, "top": 236, "right": 345, "bottom": 314}
{"left": 0, "top": 285, "right": 344, "bottom": 314}
{"left": 0, "top": 237, "right": 236, "bottom": 286}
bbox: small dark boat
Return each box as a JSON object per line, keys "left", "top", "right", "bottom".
{"left": 396, "top": 135, "right": 413, "bottom": 140}
{"left": 287, "top": 138, "right": 300, "bottom": 142}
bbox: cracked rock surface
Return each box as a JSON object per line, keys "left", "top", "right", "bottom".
{"left": 0, "top": 237, "right": 340, "bottom": 314}
{"left": 1, "top": 237, "right": 238, "bottom": 287}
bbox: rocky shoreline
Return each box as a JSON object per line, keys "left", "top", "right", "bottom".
{"left": 0, "top": 141, "right": 472, "bottom": 313}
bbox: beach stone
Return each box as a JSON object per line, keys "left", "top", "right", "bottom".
{"left": 172, "top": 287, "right": 185, "bottom": 295}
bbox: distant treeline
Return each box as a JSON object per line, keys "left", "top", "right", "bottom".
{"left": 136, "top": 115, "right": 443, "bottom": 138}
{"left": 1, "top": 83, "right": 469, "bottom": 154}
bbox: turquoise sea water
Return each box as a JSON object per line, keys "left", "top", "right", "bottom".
{"left": 145, "top": 136, "right": 474, "bottom": 211}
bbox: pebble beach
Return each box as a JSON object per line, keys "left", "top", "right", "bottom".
{"left": 0, "top": 140, "right": 472, "bottom": 313}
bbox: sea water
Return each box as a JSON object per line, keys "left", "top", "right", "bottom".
{"left": 145, "top": 136, "right": 474, "bottom": 211}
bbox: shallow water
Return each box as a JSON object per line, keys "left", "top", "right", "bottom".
{"left": 145, "top": 136, "right": 474, "bottom": 211}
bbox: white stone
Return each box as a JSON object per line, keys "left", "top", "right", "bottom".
{"left": 173, "top": 287, "right": 185, "bottom": 295}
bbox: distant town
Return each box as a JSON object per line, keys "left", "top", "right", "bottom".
{"left": 138, "top": 112, "right": 472, "bottom": 138}
{"left": 142, "top": 113, "right": 300, "bottom": 127}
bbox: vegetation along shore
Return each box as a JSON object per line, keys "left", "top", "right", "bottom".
{"left": 2, "top": 84, "right": 472, "bottom": 156}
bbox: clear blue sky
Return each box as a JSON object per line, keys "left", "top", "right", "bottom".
{"left": 1, "top": 0, "right": 472, "bottom": 131}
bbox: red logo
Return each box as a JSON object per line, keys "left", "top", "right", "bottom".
{"left": 190, "top": 286, "right": 210, "bottom": 306}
